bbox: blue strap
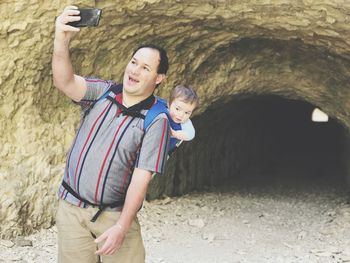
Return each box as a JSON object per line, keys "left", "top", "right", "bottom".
{"left": 144, "top": 98, "right": 181, "bottom": 129}
{"left": 99, "top": 91, "right": 110, "bottom": 101}
{"left": 99, "top": 83, "right": 123, "bottom": 101}
{"left": 144, "top": 97, "right": 182, "bottom": 152}
{"left": 143, "top": 97, "right": 169, "bottom": 130}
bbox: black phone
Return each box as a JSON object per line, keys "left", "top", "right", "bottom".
{"left": 68, "top": 8, "right": 102, "bottom": 27}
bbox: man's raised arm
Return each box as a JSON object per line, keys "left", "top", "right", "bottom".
{"left": 52, "top": 6, "right": 86, "bottom": 102}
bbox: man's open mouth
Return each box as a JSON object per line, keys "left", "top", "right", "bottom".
{"left": 129, "top": 76, "right": 139, "bottom": 83}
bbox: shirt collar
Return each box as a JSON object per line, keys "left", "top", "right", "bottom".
{"left": 121, "top": 93, "right": 155, "bottom": 111}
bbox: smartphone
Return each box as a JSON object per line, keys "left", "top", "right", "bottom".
{"left": 68, "top": 8, "right": 102, "bottom": 27}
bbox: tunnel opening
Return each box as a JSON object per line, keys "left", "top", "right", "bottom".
{"left": 167, "top": 94, "right": 349, "bottom": 196}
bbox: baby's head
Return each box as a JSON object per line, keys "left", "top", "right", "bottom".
{"left": 168, "top": 85, "right": 199, "bottom": 124}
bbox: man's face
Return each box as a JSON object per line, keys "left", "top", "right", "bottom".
{"left": 123, "top": 47, "right": 165, "bottom": 98}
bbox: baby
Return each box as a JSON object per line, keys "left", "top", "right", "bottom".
{"left": 167, "top": 85, "right": 199, "bottom": 149}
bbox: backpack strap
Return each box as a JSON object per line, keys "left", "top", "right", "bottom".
{"left": 144, "top": 97, "right": 181, "bottom": 130}
{"left": 143, "top": 97, "right": 169, "bottom": 130}
{"left": 108, "top": 83, "right": 123, "bottom": 96}
{"left": 106, "top": 95, "right": 146, "bottom": 119}
{"left": 83, "top": 83, "right": 123, "bottom": 118}
{"left": 144, "top": 97, "right": 182, "bottom": 152}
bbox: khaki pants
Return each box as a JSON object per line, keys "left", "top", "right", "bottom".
{"left": 56, "top": 199, "right": 145, "bottom": 263}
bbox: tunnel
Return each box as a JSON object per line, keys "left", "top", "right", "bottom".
{"left": 148, "top": 94, "right": 348, "bottom": 198}
{"left": 1, "top": 1, "right": 350, "bottom": 238}
{"left": 147, "top": 37, "right": 350, "bottom": 199}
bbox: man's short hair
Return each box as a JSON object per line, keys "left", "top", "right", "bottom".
{"left": 132, "top": 44, "right": 169, "bottom": 75}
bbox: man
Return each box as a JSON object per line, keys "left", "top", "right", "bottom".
{"left": 52, "top": 6, "right": 170, "bottom": 263}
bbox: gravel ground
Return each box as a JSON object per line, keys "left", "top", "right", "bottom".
{"left": 1, "top": 177, "right": 350, "bottom": 263}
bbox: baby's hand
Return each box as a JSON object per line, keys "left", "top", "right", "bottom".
{"left": 170, "top": 128, "right": 188, "bottom": 141}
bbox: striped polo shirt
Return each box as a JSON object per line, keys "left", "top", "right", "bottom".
{"left": 58, "top": 77, "right": 170, "bottom": 209}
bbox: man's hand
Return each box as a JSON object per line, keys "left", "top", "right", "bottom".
{"left": 95, "top": 223, "right": 126, "bottom": 256}
{"left": 55, "top": 6, "right": 81, "bottom": 42}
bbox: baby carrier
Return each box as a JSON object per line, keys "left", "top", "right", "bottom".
{"left": 62, "top": 83, "right": 182, "bottom": 222}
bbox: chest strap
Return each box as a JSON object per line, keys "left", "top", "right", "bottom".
{"left": 62, "top": 181, "right": 125, "bottom": 222}
{"left": 106, "top": 95, "right": 146, "bottom": 119}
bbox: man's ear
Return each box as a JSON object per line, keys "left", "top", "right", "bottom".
{"left": 156, "top": 74, "right": 166, "bottom": 85}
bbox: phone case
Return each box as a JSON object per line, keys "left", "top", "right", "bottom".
{"left": 68, "top": 8, "right": 102, "bottom": 27}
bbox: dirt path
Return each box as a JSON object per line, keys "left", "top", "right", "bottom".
{"left": 1, "top": 180, "right": 350, "bottom": 263}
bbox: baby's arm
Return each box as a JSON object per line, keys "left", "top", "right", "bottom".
{"left": 171, "top": 119, "right": 195, "bottom": 141}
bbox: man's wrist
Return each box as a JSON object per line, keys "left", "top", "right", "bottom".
{"left": 116, "top": 222, "right": 125, "bottom": 233}
{"left": 53, "top": 37, "right": 71, "bottom": 57}
{"left": 54, "top": 35, "right": 70, "bottom": 47}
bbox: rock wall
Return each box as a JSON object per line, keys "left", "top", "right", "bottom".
{"left": 1, "top": 0, "right": 350, "bottom": 238}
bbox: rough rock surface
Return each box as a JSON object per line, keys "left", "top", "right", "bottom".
{"left": 1, "top": 0, "right": 350, "bottom": 237}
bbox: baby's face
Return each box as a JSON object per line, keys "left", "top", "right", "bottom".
{"left": 168, "top": 98, "right": 196, "bottom": 124}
